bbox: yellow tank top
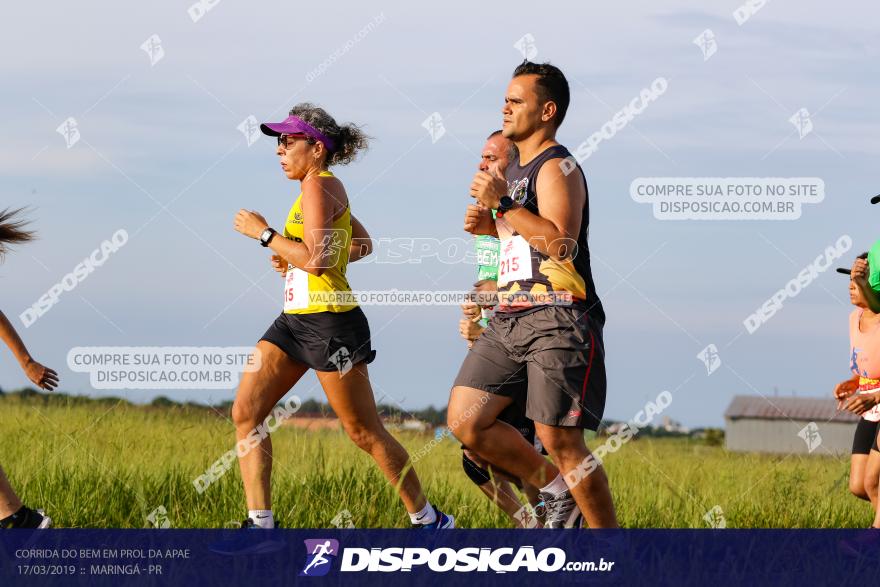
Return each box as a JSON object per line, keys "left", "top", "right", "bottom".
{"left": 282, "top": 170, "right": 358, "bottom": 314}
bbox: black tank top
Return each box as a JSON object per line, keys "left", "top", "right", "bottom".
{"left": 495, "top": 144, "right": 604, "bottom": 323}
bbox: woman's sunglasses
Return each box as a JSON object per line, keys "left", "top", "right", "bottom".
{"left": 277, "top": 133, "right": 315, "bottom": 149}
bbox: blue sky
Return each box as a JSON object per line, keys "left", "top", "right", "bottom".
{"left": 2, "top": 1, "right": 879, "bottom": 427}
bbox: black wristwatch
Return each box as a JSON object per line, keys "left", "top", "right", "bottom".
{"left": 259, "top": 227, "right": 277, "bottom": 247}
{"left": 497, "top": 195, "right": 515, "bottom": 213}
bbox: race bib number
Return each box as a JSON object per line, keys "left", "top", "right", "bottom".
{"left": 498, "top": 235, "right": 533, "bottom": 285}
{"left": 283, "top": 264, "right": 309, "bottom": 311}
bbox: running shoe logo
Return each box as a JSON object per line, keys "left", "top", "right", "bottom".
{"left": 300, "top": 539, "right": 339, "bottom": 577}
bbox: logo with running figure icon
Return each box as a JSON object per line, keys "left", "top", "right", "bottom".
{"left": 237, "top": 115, "right": 261, "bottom": 147}
{"left": 703, "top": 505, "right": 726, "bottom": 528}
{"left": 330, "top": 509, "right": 355, "bottom": 529}
{"left": 789, "top": 107, "right": 813, "bottom": 139}
{"left": 697, "top": 344, "right": 721, "bottom": 375}
{"left": 329, "top": 346, "right": 353, "bottom": 376}
{"left": 693, "top": 29, "right": 717, "bottom": 62}
{"left": 513, "top": 33, "right": 538, "bottom": 60}
{"left": 140, "top": 34, "right": 165, "bottom": 66}
{"left": 300, "top": 539, "right": 339, "bottom": 577}
{"left": 314, "top": 229, "right": 348, "bottom": 268}
{"left": 798, "top": 422, "right": 822, "bottom": 453}
{"left": 513, "top": 504, "right": 540, "bottom": 529}
{"left": 56, "top": 117, "right": 80, "bottom": 149}
{"left": 421, "top": 112, "right": 446, "bottom": 143}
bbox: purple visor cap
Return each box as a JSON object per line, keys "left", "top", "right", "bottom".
{"left": 260, "top": 115, "right": 335, "bottom": 152}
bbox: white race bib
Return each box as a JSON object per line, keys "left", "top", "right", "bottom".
{"left": 860, "top": 390, "right": 880, "bottom": 422}
{"left": 498, "top": 235, "right": 533, "bottom": 285}
{"left": 283, "top": 264, "right": 309, "bottom": 311}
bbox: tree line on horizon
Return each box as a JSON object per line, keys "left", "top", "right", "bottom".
{"left": 0, "top": 387, "right": 723, "bottom": 442}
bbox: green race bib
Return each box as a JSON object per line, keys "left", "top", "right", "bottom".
{"left": 475, "top": 235, "right": 500, "bottom": 282}
{"left": 869, "top": 239, "right": 880, "bottom": 291}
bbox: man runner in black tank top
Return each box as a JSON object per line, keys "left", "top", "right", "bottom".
{"left": 448, "top": 61, "right": 618, "bottom": 528}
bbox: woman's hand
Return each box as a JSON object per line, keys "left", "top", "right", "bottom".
{"left": 834, "top": 377, "right": 858, "bottom": 401}
{"left": 23, "top": 359, "right": 59, "bottom": 391}
{"left": 270, "top": 255, "right": 288, "bottom": 276}
{"left": 843, "top": 390, "right": 880, "bottom": 415}
{"left": 234, "top": 209, "right": 269, "bottom": 240}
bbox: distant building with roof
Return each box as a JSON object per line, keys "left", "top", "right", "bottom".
{"left": 724, "top": 395, "right": 859, "bottom": 455}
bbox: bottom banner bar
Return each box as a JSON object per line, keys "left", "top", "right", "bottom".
{"left": 1, "top": 529, "right": 878, "bottom": 586}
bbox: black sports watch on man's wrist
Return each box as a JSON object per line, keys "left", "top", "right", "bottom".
{"left": 498, "top": 196, "right": 515, "bottom": 212}
{"left": 259, "top": 227, "right": 277, "bottom": 247}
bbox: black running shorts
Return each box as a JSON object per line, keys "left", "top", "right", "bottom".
{"left": 497, "top": 399, "right": 537, "bottom": 447}
{"left": 852, "top": 417, "right": 880, "bottom": 455}
{"left": 260, "top": 307, "right": 376, "bottom": 372}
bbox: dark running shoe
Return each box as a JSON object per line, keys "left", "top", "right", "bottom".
{"left": 238, "top": 517, "right": 280, "bottom": 529}
{"left": 0, "top": 506, "right": 52, "bottom": 529}
{"left": 209, "top": 519, "right": 285, "bottom": 556}
{"left": 537, "top": 490, "right": 580, "bottom": 528}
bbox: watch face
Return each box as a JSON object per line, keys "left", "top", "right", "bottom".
{"left": 500, "top": 196, "right": 514, "bottom": 210}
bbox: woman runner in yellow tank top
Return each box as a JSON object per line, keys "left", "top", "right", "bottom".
{"left": 278, "top": 169, "right": 357, "bottom": 314}
{"left": 232, "top": 103, "right": 453, "bottom": 529}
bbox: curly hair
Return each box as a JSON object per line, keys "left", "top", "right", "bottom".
{"left": 0, "top": 208, "right": 34, "bottom": 260}
{"left": 288, "top": 103, "right": 370, "bottom": 166}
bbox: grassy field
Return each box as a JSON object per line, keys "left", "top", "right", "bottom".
{"left": 0, "top": 393, "right": 872, "bottom": 528}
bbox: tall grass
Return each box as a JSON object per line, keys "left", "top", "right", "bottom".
{"left": 0, "top": 394, "right": 871, "bottom": 528}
